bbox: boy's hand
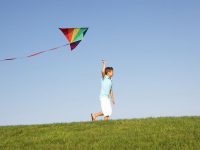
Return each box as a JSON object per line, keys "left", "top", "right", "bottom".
{"left": 112, "top": 100, "right": 115, "bottom": 105}
{"left": 112, "top": 96, "right": 115, "bottom": 105}
{"left": 102, "top": 60, "right": 106, "bottom": 64}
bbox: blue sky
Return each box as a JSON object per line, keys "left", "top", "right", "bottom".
{"left": 0, "top": 0, "right": 200, "bottom": 125}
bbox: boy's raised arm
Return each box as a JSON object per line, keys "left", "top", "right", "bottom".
{"left": 101, "top": 60, "right": 106, "bottom": 78}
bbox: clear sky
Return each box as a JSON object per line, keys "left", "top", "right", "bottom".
{"left": 0, "top": 0, "right": 200, "bottom": 125}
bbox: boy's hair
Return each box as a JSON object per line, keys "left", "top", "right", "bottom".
{"left": 105, "top": 67, "right": 113, "bottom": 75}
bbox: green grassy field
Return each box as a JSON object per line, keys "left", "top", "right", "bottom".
{"left": 0, "top": 116, "right": 200, "bottom": 150}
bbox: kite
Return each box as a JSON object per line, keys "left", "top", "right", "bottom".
{"left": 59, "top": 28, "right": 88, "bottom": 50}
{"left": 0, "top": 27, "right": 88, "bottom": 61}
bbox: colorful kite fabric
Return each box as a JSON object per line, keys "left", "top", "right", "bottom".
{"left": 0, "top": 27, "right": 88, "bottom": 61}
{"left": 59, "top": 28, "right": 88, "bottom": 50}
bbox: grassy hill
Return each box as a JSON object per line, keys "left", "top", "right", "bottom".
{"left": 0, "top": 116, "right": 200, "bottom": 150}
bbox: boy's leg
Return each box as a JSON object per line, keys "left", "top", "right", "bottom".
{"left": 92, "top": 112, "right": 103, "bottom": 121}
{"left": 104, "top": 116, "right": 109, "bottom": 120}
{"left": 95, "top": 112, "right": 104, "bottom": 117}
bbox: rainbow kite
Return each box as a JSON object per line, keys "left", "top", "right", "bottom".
{"left": 59, "top": 28, "right": 88, "bottom": 50}
{"left": 0, "top": 27, "right": 88, "bottom": 61}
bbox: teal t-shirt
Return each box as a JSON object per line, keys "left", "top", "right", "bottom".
{"left": 100, "top": 75, "right": 112, "bottom": 97}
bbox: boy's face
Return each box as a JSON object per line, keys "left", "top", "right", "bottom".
{"left": 107, "top": 70, "right": 114, "bottom": 78}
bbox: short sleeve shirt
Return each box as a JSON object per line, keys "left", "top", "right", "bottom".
{"left": 100, "top": 75, "right": 112, "bottom": 97}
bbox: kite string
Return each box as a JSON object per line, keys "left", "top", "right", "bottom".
{"left": 0, "top": 43, "right": 69, "bottom": 61}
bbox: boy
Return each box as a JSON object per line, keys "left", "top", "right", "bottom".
{"left": 91, "top": 60, "right": 115, "bottom": 121}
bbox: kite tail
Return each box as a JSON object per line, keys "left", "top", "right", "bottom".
{"left": 0, "top": 44, "right": 69, "bottom": 61}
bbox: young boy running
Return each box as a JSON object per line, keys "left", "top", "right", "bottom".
{"left": 91, "top": 60, "right": 115, "bottom": 121}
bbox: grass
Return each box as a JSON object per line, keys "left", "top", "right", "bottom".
{"left": 0, "top": 116, "right": 200, "bottom": 150}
